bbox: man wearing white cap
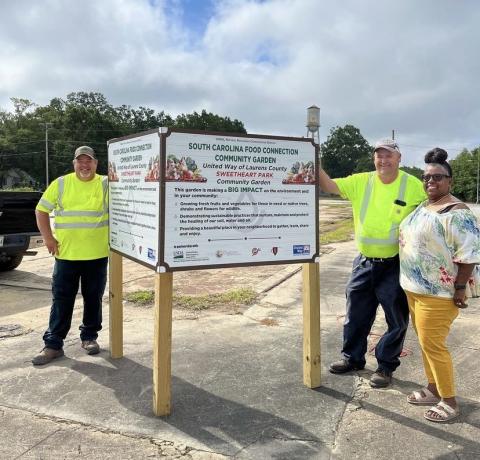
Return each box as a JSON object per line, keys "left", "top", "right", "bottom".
{"left": 319, "top": 139, "right": 426, "bottom": 387}
{"left": 32, "top": 146, "right": 109, "bottom": 365}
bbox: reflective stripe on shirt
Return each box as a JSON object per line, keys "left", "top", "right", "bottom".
{"left": 39, "top": 198, "right": 55, "bottom": 211}
{"left": 54, "top": 220, "right": 109, "bottom": 229}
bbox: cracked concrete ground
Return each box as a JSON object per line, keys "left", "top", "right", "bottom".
{"left": 1, "top": 216, "right": 480, "bottom": 458}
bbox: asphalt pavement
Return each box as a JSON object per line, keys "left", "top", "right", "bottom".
{"left": 1, "top": 240, "right": 480, "bottom": 459}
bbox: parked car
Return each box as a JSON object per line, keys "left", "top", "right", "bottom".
{"left": 0, "top": 191, "right": 42, "bottom": 271}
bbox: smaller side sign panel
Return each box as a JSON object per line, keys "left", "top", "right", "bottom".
{"left": 163, "top": 132, "right": 317, "bottom": 268}
{"left": 108, "top": 133, "right": 160, "bottom": 267}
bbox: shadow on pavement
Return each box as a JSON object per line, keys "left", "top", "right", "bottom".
{"left": 316, "top": 386, "right": 480, "bottom": 455}
{"left": 70, "top": 356, "right": 325, "bottom": 458}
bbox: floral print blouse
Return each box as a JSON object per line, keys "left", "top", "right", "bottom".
{"left": 399, "top": 202, "right": 480, "bottom": 298}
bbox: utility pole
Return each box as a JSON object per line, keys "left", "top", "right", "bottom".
{"left": 392, "top": 129, "right": 395, "bottom": 140}
{"left": 40, "top": 122, "right": 53, "bottom": 186}
{"left": 476, "top": 148, "right": 479, "bottom": 204}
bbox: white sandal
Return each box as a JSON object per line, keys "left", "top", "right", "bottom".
{"left": 407, "top": 388, "right": 440, "bottom": 406}
{"left": 424, "top": 401, "right": 460, "bottom": 423}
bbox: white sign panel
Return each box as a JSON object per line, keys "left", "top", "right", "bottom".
{"left": 163, "top": 132, "right": 317, "bottom": 269}
{"left": 108, "top": 132, "right": 161, "bottom": 268}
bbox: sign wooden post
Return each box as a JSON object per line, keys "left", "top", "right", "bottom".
{"left": 153, "top": 272, "right": 173, "bottom": 416}
{"left": 109, "top": 250, "right": 123, "bottom": 359}
{"left": 302, "top": 262, "right": 321, "bottom": 388}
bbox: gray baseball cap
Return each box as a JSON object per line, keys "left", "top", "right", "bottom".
{"left": 374, "top": 139, "right": 401, "bottom": 155}
{"left": 74, "top": 145, "right": 96, "bottom": 160}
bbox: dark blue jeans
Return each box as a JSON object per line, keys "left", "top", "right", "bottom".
{"left": 342, "top": 254, "right": 409, "bottom": 373}
{"left": 43, "top": 257, "right": 108, "bottom": 350}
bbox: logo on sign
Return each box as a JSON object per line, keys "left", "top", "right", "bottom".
{"left": 216, "top": 250, "right": 224, "bottom": 258}
{"left": 293, "top": 245, "right": 310, "bottom": 256}
{"left": 147, "top": 248, "right": 156, "bottom": 260}
{"left": 173, "top": 250, "right": 184, "bottom": 260}
{"left": 252, "top": 248, "right": 261, "bottom": 256}
{"left": 271, "top": 247, "right": 278, "bottom": 255}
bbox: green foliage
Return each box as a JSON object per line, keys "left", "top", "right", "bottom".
{"left": 175, "top": 287, "right": 257, "bottom": 310}
{"left": 450, "top": 148, "right": 479, "bottom": 202}
{"left": 124, "top": 290, "right": 154, "bottom": 305}
{"left": 320, "top": 218, "right": 354, "bottom": 244}
{"left": 321, "top": 125, "right": 372, "bottom": 178}
{"left": 185, "top": 157, "right": 198, "bottom": 171}
{"left": 0, "top": 92, "right": 247, "bottom": 189}
{"left": 174, "top": 109, "right": 247, "bottom": 134}
{"left": 1, "top": 186, "right": 37, "bottom": 191}
{"left": 400, "top": 166, "right": 423, "bottom": 180}
{"left": 354, "top": 155, "right": 374, "bottom": 173}
{"left": 124, "top": 287, "right": 257, "bottom": 310}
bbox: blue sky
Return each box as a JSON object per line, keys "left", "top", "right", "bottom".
{"left": 1, "top": 0, "right": 480, "bottom": 166}
{"left": 164, "top": 0, "right": 216, "bottom": 39}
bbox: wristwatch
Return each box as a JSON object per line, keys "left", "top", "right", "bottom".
{"left": 454, "top": 283, "right": 466, "bottom": 290}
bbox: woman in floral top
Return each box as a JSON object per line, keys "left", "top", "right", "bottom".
{"left": 399, "top": 148, "right": 480, "bottom": 423}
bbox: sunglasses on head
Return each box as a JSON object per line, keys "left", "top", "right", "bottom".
{"left": 421, "top": 174, "right": 451, "bottom": 182}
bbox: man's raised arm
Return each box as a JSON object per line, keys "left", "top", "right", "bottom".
{"left": 318, "top": 168, "right": 340, "bottom": 195}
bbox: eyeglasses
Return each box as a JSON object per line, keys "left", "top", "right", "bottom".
{"left": 421, "top": 174, "right": 451, "bottom": 182}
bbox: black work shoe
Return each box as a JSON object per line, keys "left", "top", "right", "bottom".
{"left": 32, "top": 347, "right": 64, "bottom": 366}
{"left": 81, "top": 340, "right": 100, "bottom": 355}
{"left": 370, "top": 370, "right": 392, "bottom": 388}
{"left": 329, "top": 359, "right": 365, "bottom": 374}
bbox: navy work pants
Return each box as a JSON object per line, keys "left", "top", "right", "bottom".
{"left": 43, "top": 257, "right": 108, "bottom": 350}
{"left": 342, "top": 254, "right": 409, "bottom": 373}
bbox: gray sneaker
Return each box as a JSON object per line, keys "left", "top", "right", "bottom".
{"left": 370, "top": 370, "right": 392, "bottom": 388}
{"left": 81, "top": 340, "right": 100, "bottom": 355}
{"left": 32, "top": 347, "right": 64, "bottom": 366}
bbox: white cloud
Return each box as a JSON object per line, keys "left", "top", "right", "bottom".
{"left": 1, "top": 0, "right": 480, "bottom": 166}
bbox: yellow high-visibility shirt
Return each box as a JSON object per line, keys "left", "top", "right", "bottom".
{"left": 36, "top": 173, "right": 109, "bottom": 260}
{"left": 334, "top": 171, "right": 426, "bottom": 258}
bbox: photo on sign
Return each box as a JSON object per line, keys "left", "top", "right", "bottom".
{"left": 165, "top": 154, "right": 206, "bottom": 182}
{"left": 282, "top": 161, "right": 316, "bottom": 184}
{"left": 145, "top": 155, "right": 160, "bottom": 182}
{"left": 108, "top": 161, "right": 119, "bottom": 182}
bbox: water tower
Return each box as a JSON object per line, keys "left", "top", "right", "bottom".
{"left": 306, "top": 105, "right": 320, "bottom": 166}
{"left": 306, "top": 105, "right": 320, "bottom": 145}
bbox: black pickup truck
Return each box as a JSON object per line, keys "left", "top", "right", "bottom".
{"left": 0, "top": 191, "right": 43, "bottom": 271}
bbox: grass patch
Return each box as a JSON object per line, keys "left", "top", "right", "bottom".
{"left": 124, "top": 290, "right": 154, "bottom": 305}
{"left": 125, "top": 287, "right": 258, "bottom": 311}
{"left": 320, "top": 218, "right": 354, "bottom": 244}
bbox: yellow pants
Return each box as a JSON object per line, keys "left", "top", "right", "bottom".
{"left": 405, "top": 290, "right": 459, "bottom": 398}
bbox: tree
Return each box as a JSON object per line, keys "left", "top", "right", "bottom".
{"left": 174, "top": 110, "right": 246, "bottom": 133}
{"left": 321, "top": 124, "right": 372, "bottom": 178}
{"left": 0, "top": 93, "right": 247, "bottom": 189}
{"left": 450, "top": 148, "right": 478, "bottom": 202}
{"left": 400, "top": 166, "right": 423, "bottom": 180}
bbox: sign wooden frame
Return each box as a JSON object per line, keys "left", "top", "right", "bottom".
{"left": 107, "top": 128, "right": 321, "bottom": 415}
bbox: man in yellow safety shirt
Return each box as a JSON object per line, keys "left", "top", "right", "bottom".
{"left": 319, "top": 139, "right": 426, "bottom": 387}
{"left": 32, "top": 146, "right": 109, "bottom": 365}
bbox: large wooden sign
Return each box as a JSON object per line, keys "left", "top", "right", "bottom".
{"left": 108, "top": 128, "right": 319, "bottom": 271}
{"left": 107, "top": 128, "right": 321, "bottom": 416}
